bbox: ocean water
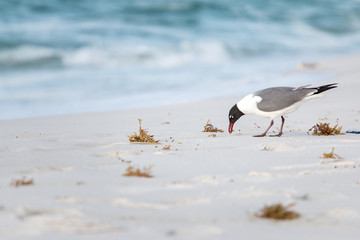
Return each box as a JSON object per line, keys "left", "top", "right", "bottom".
{"left": 1, "top": 0, "right": 360, "bottom": 119}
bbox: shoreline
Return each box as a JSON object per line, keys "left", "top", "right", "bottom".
{"left": 1, "top": 53, "right": 360, "bottom": 239}
{"left": 0, "top": 52, "right": 343, "bottom": 121}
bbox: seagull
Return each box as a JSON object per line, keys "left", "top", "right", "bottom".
{"left": 228, "top": 83, "right": 338, "bottom": 137}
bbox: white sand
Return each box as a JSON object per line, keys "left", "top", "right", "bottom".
{"left": 1, "top": 54, "right": 360, "bottom": 240}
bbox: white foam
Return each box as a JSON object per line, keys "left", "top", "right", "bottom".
{"left": 61, "top": 40, "right": 231, "bottom": 68}
{"left": 0, "top": 45, "right": 58, "bottom": 64}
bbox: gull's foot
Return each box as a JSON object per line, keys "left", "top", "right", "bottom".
{"left": 253, "top": 134, "right": 267, "bottom": 137}
{"left": 269, "top": 133, "right": 283, "bottom": 137}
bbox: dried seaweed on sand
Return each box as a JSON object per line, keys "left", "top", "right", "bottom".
{"left": 162, "top": 144, "right": 171, "bottom": 151}
{"left": 308, "top": 122, "right": 344, "bottom": 136}
{"left": 322, "top": 147, "right": 342, "bottom": 159}
{"left": 123, "top": 166, "right": 153, "bottom": 178}
{"left": 129, "top": 119, "right": 159, "bottom": 144}
{"left": 10, "top": 177, "right": 34, "bottom": 187}
{"left": 256, "top": 203, "right": 300, "bottom": 220}
{"left": 202, "top": 120, "right": 224, "bottom": 133}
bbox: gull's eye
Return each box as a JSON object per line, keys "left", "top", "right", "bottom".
{"left": 229, "top": 115, "right": 234, "bottom": 119}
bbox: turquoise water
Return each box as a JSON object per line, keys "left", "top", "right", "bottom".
{"left": 1, "top": 0, "right": 360, "bottom": 119}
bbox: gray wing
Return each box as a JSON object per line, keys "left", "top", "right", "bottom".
{"left": 255, "top": 87, "right": 315, "bottom": 112}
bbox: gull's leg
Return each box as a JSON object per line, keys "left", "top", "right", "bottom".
{"left": 270, "top": 116, "right": 285, "bottom": 137}
{"left": 253, "top": 120, "right": 274, "bottom": 137}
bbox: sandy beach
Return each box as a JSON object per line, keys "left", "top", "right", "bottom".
{"left": 1, "top": 53, "right": 360, "bottom": 240}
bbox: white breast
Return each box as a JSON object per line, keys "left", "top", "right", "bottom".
{"left": 236, "top": 94, "right": 262, "bottom": 115}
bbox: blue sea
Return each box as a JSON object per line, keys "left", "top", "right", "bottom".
{"left": 1, "top": 0, "right": 360, "bottom": 119}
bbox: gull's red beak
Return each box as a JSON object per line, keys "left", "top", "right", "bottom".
{"left": 228, "top": 121, "right": 234, "bottom": 134}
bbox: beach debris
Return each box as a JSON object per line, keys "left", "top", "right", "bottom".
{"left": 260, "top": 142, "right": 299, "bottom": 152}
{"left": 346, "top": 129, "right": 360, "bottom": 134}
{"left": 162, "top": 144, "right": 171, "bottom": 151}
{"left": 10, "top": 177, "right": 34, "bottom": 187}
{"left": 202, "top": 120, "right": 224, "bottom": 133}
{"left": 321, "top": 147, "right": 342, "bottom": 159}
{"left": 292, "top": 194, "right": 309, "bottom": 201}
{"left": 166, "top": 230, "right": 177, "bottom": 236}
{"left": 307, "top": 122, "right": 344, "bottom": 136}
{"left": 162, "top": 137, "right": 177, "bottom": 151}
{"left": 123, "top": 165, "right": 153, "bottom": 178}
{"left": 208, "top": 134, "right": 217, "bottom": 137}
{"left": 256, "top": 203, "right": 300, "bottom": 220}
{"left": 115, "top": 152, "right": 132, "bottom": 163}
{"left": 334, "top": 164, "right": 358, "bottom": 169}
{"left": 129, "top": 119, "right": 159, "bottom": 144}
{"left": 262, "top": 146, "right": 272, "bottom": 151}
{"left": 298, "top": 62, "right": 317, "bottom": 70}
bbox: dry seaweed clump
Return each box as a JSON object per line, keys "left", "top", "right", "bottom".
{"left": 129, "top": 119, "right": 159, "bottom": 144}
{"left": 308, "top": 122, "right": 344, "bottom": 136}
{"left": 202, "top": 120, "right": 224, "bottom": 133}
{"left": 162, "top": 144, "right": 171, "bottom": 151}
{"left": 256, "top": 203, "right": 300, "bottom": 221}
{"left": 322, "top": 147, "right": 342, "bottom": 159}
{"left": 123, "top": 165, "right": 153, "bottom": 178}
{"left": 10, "top": 177, "right": 34, "bottom": 187}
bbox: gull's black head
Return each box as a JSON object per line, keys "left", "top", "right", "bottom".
{"left": 228, "top": 104, "right": 244, "bottom": 134}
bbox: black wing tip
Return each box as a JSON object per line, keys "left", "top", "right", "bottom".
{"left": 313, "top": 83, "right": 338, "bottom": 94}
{"left": 323, "top": 83, "right": 338, "bottom": 87}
